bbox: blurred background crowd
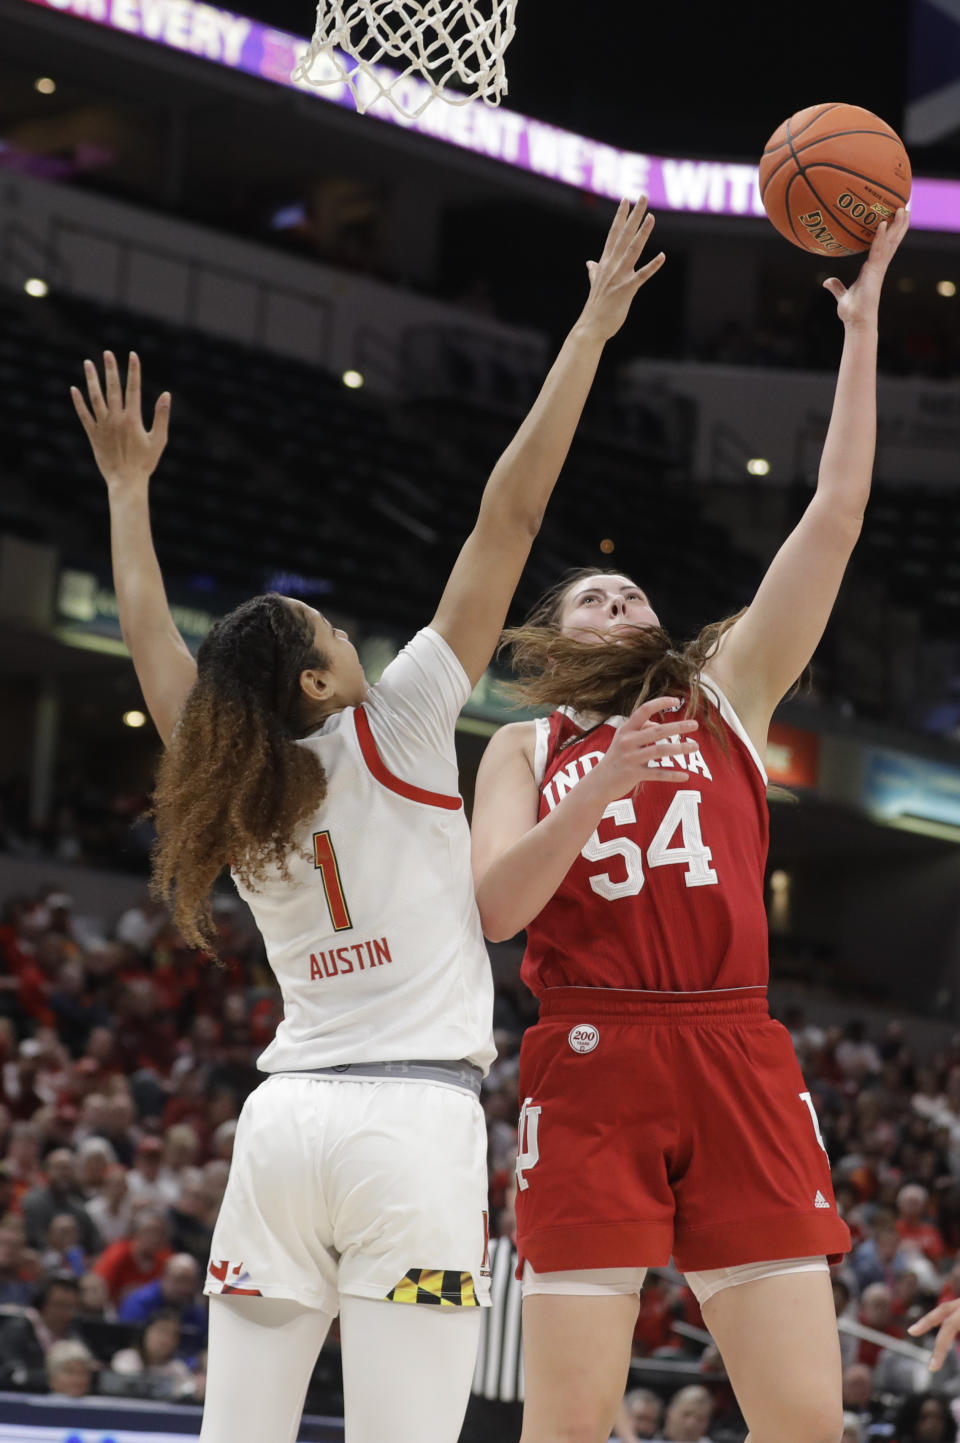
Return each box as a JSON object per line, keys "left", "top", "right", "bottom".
{"left": 4, "top": 876, "right": 960, "bottom": 1443}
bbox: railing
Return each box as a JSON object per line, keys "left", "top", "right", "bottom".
{"left": 0, "top": 212, "right": 335, "bottom": 368}
{"left": 0, "top": 218, "right": 71, "bottom": 292}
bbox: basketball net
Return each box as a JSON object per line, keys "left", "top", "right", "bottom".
{"left": 292, "top": 1, "right": 518, "bottom": 118}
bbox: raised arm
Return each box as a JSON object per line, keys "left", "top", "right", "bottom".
{"left": 72, "top": 351, "right": 196, "bottom": 746}
{"left": 705, "top": 209, "right": 909, "bottom": 748}
{"left": 430, "top": 197, "right": 665, "bottom": 686}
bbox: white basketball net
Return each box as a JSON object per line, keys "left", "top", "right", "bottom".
{"left": 292, "top": 1, "right": 518, "bottom": 119}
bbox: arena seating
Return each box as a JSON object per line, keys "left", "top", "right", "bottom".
{"left": 0, "top": 286, "right": 759, "bottom": 639}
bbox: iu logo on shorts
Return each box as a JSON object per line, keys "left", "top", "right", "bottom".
{"left": 516, "top": 1097, "right": 541, "bottom": 1192}
{"left": 568, "top": 1023, "right": 599, "bottom": 1054}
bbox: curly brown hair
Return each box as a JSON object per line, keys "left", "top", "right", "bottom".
{"left": 501, "top": 568, "right": 745, "bottom": 742}
{"left": 152, "top": 594, "right": 330, "bottom": 951}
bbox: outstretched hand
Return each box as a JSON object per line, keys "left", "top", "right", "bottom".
{"left": 71, "top": 351, "right": 171, "bottom": 490}
{"left": 578, "top": 196, "right": 666, "bottom": 342}
{"left": 822, "top": 206, "right": 910, "bottom": 326}
{"left": 908, "top": 1298, "right": 960, "bottom": 1373}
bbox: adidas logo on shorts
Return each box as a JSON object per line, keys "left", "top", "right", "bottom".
{"left": 814, "top": 1190, "right": 830, "bottom": 1209}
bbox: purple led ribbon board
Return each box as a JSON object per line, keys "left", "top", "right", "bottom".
{"left": 20, "top": 0, "right": 960, "bottom": 231}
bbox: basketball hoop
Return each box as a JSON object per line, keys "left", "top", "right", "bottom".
{"left": 292, "top": 1, "right": 518, "bottom": 119}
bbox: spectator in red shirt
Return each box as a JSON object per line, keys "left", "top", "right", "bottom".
{"left": 856, "top": 1282, "right": 904, "bottom": 1367}
{"left": 93, "top": 1210, "right": 172, "bottom": 1303}
{"left": 890, "top": 1267, "right": 921, "bottom": 1324}
{"left": 113, "top": 980, "right": 177, "bottom": 1076}
{"left": 83, "top": 1025, "right": 122, "bottom": 1078}
{"left": 938, "top": 1258, "right": 960, "bottom": 1307}
{"left": 15, "top": 937, "right": 67, "bottom": 1031}
{"left": 5, "top": 1121, "right": 44, "bottom": 1207}
{"left": 0, "top": 899, "right": 34, "bottom": 977}
{"left": 2, "top": 1041, "right": 47, "bottom": 1121}
{"left": 897, "top": 1183, "right": 946, "bottom": 1262}
{"left": 632, "top": 1274, "right": 676, "bottom": 1356}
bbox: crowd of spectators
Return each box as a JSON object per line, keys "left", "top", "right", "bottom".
{"left": 0, "top": 776, "right": 155, "bottom": 874}
{"left": 5, "top": 878, "right": 960, "bottom": 1439}
{"left": 0, "top": 881, "right": 270, "bottom": 1404}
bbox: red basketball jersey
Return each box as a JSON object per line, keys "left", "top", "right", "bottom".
{"left": 521, "top": 680, "right": 770, "bottom": 996}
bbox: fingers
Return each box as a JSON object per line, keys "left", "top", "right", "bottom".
{"left": 151, "top": 392, "right": 172, "bottom": 449}
{"left": 639, "top": 739, "right": 701, "bottom": 764}
{"left": 909, "top": 1303, "right": 960, "bottom": 1371}
{"left": 866, "top": 219, "right": 890, "bottom": 260}
{"left": 878, "top": 206, "right": 910, "bottom": 253}
{"left": 621, "top": 721, "right": 700, "bottom": 748}
{"left": 866, "top": 209, "right": 909, "bottom": 266}
{"left": 603, "top": 195, "right": 650, "bottom": 260}
{"left": 909, "top": 1301, "right": 954, "bottom": 1335}
{"left": 625, "top": 193, "right": 649, "bottom": 240}
{"left": 930, "top": 1323, "right": 959, "bottom": 1374}
{"left": 125, "top": 350, "right": 142, "bottom": 416}
{"left": 822, "top": 278, "right": 846, "bottom": 302}
{"left": 631, "top": 696, "right": 687, "bottom": 726}
{"left": 627, "top": 210, "right": 656, "bottom": 260}
{"left": 634, "top": 251, "right": 667, "bottom": 287}
{"left": 69, "top": 384, "right": 95, "bottom": 438}
{"left": 615, "top": 199, "right": 653, "bottom": 268}
{"left": 103, "top": 350, "right": 123, "bottom": 412}
{"left": 599, "top": 198, "right": 631, "bottom": 262}
{"left": 83, "top": 358, "right": 107, "bottom": 421}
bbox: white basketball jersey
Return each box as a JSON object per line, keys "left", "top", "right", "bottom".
{"left": 235, "top": 628, "right": 496, "bottom": 1075}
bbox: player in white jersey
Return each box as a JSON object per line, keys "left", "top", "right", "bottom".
{"left": 70, "top": 196, "right": 667, "bottom": 1443}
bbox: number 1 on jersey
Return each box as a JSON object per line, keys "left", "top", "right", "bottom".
{"left": 313, "top": 831, "right": 352, "bottom": 932}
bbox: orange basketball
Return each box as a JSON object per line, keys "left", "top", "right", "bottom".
{"left": 759, "top": 103, "right": 911, "bottom": 257}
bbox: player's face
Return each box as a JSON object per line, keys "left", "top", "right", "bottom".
{"left": 286, "top": 599, "right": 368, "bottom": 710}
{"left": 559, "top": 574, "right": 660, "bottom": 643}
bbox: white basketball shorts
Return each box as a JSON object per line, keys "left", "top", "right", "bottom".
{"left": 205, "top": 1073, "right": 492, "bottom": 1316}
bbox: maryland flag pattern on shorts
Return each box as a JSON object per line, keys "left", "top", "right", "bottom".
{"left": 385, "top": 1268, "right": 478, "bottom": 1306}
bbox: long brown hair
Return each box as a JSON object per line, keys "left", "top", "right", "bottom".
{"left": 152, "top": 594, "right": 330, "bottom": 950}
{"left": 501, "top": 569, "right": 744, "bottom": 738}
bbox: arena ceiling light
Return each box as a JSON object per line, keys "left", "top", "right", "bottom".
{"left": 24, "top": 278, "right": 48, "bottom": 298}
{"left": 33, "top": 76, "right": 56, "bottom": 94}
{"left": 123, "top": 710, "right": 147, "bottom": 729}
{"left": 937, "top": 280, "right": 956, "bottom": 297}
{"left": 341, "top": 370, "right": 364, "bottom": 389}
{"left": 746, "top": 458, "right": 770, "bottom": 476}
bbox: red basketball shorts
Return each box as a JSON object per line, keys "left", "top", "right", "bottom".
{"left": 514, "top": 988, "right": 850, "bottom": 1274}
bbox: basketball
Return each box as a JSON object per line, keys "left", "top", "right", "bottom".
{"left": 759, "top": 103, "right": 912, "bottom": 257}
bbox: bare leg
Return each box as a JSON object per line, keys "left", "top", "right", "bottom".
{"left": 701, "top": 1269, "right": 842, "bottom": 1443}
{"left": 519, "top": 1293, "right": 640, "bottom": 1443}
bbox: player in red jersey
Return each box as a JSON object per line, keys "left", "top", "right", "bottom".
{"left": 471, "top": 207, "right": 909, "bottom": 1443}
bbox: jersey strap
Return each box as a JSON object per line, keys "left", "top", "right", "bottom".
{"left": 354, "top": 707, "right": 463, "bottom": 811}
